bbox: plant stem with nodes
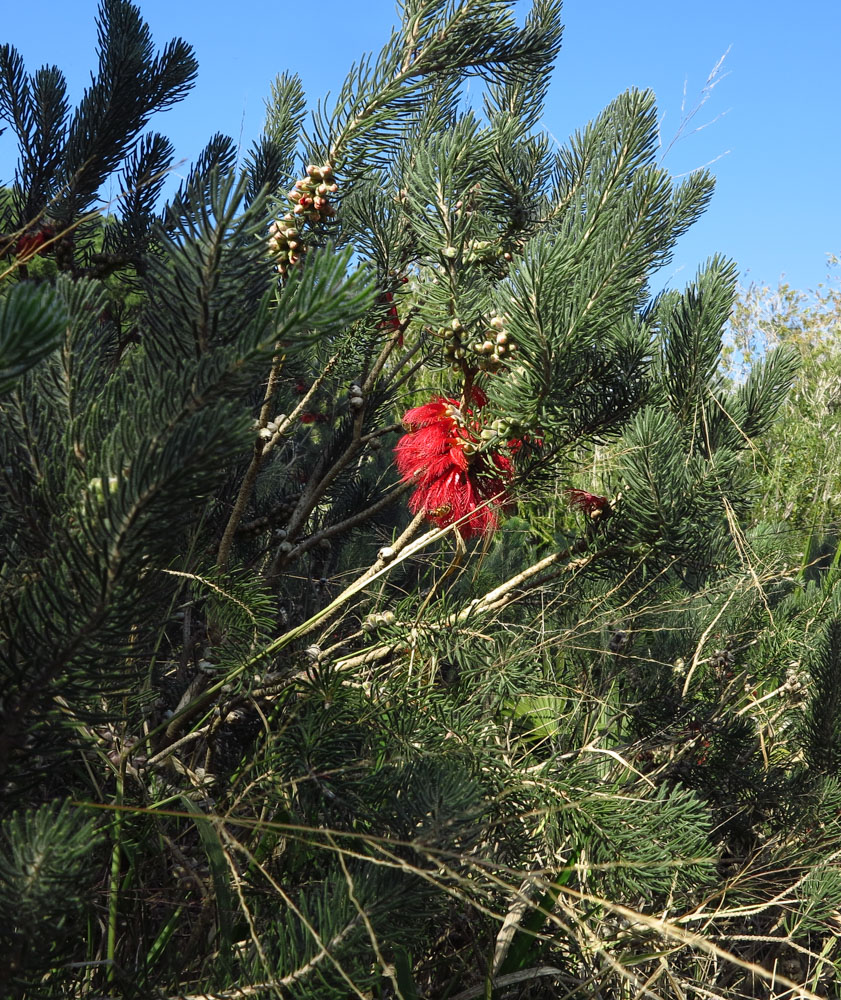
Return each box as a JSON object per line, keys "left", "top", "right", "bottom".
{"left": 267, "top": 328, "right": 414, "bottom": 579}
{"left": 217, "top": 352, "right": 340, "bottom": 571}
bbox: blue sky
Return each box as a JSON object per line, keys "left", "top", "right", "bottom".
{"left": 2, "top": 1, "right": 839, "bottom": 293}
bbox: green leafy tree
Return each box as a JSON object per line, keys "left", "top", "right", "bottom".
{"left": 2, "top": 3, "right": 840, "bottom": 999}
{"left": 729, "top": 265, "right": 841, "bottom": 566}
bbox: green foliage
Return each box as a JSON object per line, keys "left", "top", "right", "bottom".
{"left": 0, "top": 281, "right": 65, "bottom": 393}
{"left": 728, "top": 264, "right": 841, "bottom": 535}
{"left": 0, "top": 801, "right": 103, "bottom": 995}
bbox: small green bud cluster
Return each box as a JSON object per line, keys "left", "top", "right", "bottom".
{"left": 464, "top": 239, "right": 511, "bottom": 265}
{"left": 437, "top": 316, "right": 467, "bottom": 369}
{"left": 362, "top": 610, "right": 396, "bottom": 632}
{"left": 268, "top": 162, "right": 337, "bottom": 276}
{"left": 484, "top": 414, "right": 532, "bottom": 439}
{"left": 434, "top": 314, "right": 517, "bottom": 372}
{"left": 468, "top": 314, "right": 517, "bottom": 371}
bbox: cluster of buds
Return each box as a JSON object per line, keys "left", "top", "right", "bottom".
{"left": 288, "top": 163, "right": 337, "bottom": 224}
{"left": 349, "top": 382, "right": 364, "bottom": 410}
{"left": 481, "top": 414, "right": 533, "bottom": 441}
{"left": 257, "top": 414, "right": 287, "bottom": 441}
{"left": 709, "top": 647, "right": 736, "bottom": 682}
{"left": 783, "top": 664, "right": 809, "bottom": 703}
{"left": 362, "top": 610, "right": 396, "bottom": 632}
{"left": 464, "top": 238, "right": 512, "bottom": 266}
{"left": 436, "top": 314, "right": 516, "bottom": 372}
{"left": 268, "top": 162, "right": 337, "bottom": 276}
{"left": 267, "top": 220, "right": 304, "bottom": 276}
{"left": 468, "top": 314, "right": 516, "bottom": 371}
{"left": 608, "top": 629, "right": 630, "bottom": 654}
{"left": 438, "top": 316, "right": 467, "bottom": 368}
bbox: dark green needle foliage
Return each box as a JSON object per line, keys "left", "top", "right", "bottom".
{"left": 1, "top": 2, "right": 839, "bottom": 998}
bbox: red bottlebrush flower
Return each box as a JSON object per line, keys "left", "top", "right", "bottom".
{"left": 293, "top": 379, "right": 309, "bottom": 395}
{"left": 15, "top": 225, "right": 55, "bottom": 258}
{"left": 300, "top": 411, "right": 329, "bottom": 424}
{"left": 565, "top": 488, "right": 610, "bottom": 517}
{"left": 395, "top": 395, "right": 514, "bottom": 539}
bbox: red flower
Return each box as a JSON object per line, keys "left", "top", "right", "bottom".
{"left": 565, "top": 488, "right": 610, "bottom": 516}
{"left": 395, "top": 394, "right": 514, "bottom": 539}
{"left": 377, "top": 290, "right": 403, "bottom": 345}
{"left": 15, "top": 225, "right": 55, "bottom": 258}
{"left": 300, "top": 411, "right": 328, "bottom": 424}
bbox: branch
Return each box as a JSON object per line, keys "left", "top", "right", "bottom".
{"left": 284, "top": 479, "right": 413, "bottom": 563}
{"left": 217, "top": 352, "right": 339, "bottom": 570}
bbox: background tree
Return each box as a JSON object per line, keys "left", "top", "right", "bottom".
{"left": 728, "top": 265, "right": 841, "bottom": 574}
{"left": 3, "top": 3, "right": 841, "bottom": 999}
